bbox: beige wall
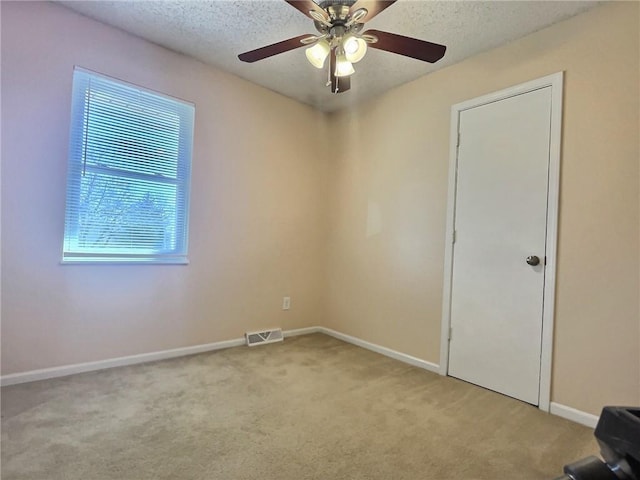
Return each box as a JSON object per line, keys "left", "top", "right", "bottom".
{"left": 1, "top": 1, "right": 329, "bottom": 374}
{"left": 325, "top": 1, "right": 640, "bottom": 415}
{"left": 2, "top": 1, "right": 638, "bottom": 417}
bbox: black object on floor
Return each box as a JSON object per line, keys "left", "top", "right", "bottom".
{"left": 555, "top": 406, "right": 640, "bottom": 480}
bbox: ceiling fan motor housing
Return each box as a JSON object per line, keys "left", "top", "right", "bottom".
{"left": 318, "top": 0, "right": 358, "bottom": 12}
{"left": 314, "top": 0, "right": 359, "bottom": 32}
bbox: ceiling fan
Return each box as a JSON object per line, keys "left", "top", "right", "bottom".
{"left": 238, "top": 0, "right": 447, "bottom": 93}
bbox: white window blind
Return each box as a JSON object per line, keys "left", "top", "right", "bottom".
{"left": 62, "top": 68, "right": 194, "bottom": 263}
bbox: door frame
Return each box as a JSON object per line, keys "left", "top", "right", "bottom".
{"left": 439, "top": 72, "right": 564, "bottom": 412}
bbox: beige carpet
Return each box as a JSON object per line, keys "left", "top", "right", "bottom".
{"left": 1, "top": 333, "right": 596, "bottom": 479}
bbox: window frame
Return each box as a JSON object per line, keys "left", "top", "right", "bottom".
{"left": 61, "top": 67, "right": 194, "bottom": 265}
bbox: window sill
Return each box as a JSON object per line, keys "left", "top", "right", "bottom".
{"left": 61, "top": 257, "right": 189, "bottom": 265}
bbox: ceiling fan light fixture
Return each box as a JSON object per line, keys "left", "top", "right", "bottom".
{"left": 309, "top": 9, "right": 332, "bottom": 27}
{"left": 343, "top": 35, "right": 367, "bottom": 63}
{"left": 334, "top": 49, "right": 355, "bottom": 77}
{"left": 349, "top": 8, "right": 368, "bottom": 25}
{"left": 305, "top": 39, "right": 330, "bottom": 68}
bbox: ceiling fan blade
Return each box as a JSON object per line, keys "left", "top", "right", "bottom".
{"left": 238, "top": 35, "right": 311, "bottom": 63}
{"left": 284, "top": 0, "right": 327, "bottom": 20}
{"left": 330, "top": 50, "right": 351, "bottom": 93}
{"left": 363, "top": 29, "right": 446, "bottom": 63}
{"left": 349, "top": 0, "right": 396, "bottom": 22}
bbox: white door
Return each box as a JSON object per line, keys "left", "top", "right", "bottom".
{"left": 448, "top": 87, "right": 552, "bottom": 405}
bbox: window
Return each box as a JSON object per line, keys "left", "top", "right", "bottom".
{"left": 62, "top": 68, "right": 194, "bottom": 264}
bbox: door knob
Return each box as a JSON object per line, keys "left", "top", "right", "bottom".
{"left": 526, "top": 255, "right": 540, "bottom": 266}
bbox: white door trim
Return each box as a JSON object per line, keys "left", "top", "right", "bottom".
{"left": 439, "top": 72, "right": 564, "bottom": 412}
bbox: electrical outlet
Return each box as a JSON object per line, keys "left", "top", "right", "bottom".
{"left": 282, "top": 296, "right": 291, "bottom": 310}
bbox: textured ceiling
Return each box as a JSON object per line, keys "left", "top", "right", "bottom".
{"left": 58, "top": 0, "right": 602, "bottom": 112}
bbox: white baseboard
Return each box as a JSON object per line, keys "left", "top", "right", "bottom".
{"left": 2, "top": 326, "right": 326, "bottom": 386}
{"left": 319, "top": 329, "right": 600, "bottom": 429}
{"left": 0, "top": 327, "right": 322, "bottom": 386}
{"left": 319, "top": 327, "right": 441, "bottom": 374}
{"left": 282, "top": 326, "right": 321, "bottom": 337}
{"left": 550, "top": 402, "right": 600, "bottom": 428}
{"left": 0, "top": 328, "right": 602, "bottom": 431}
{"left": 0, "top": 336, "right": 248, "bottom": 387}
{"left": 0, "top": 325, "right": 439, "bottom": 386}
